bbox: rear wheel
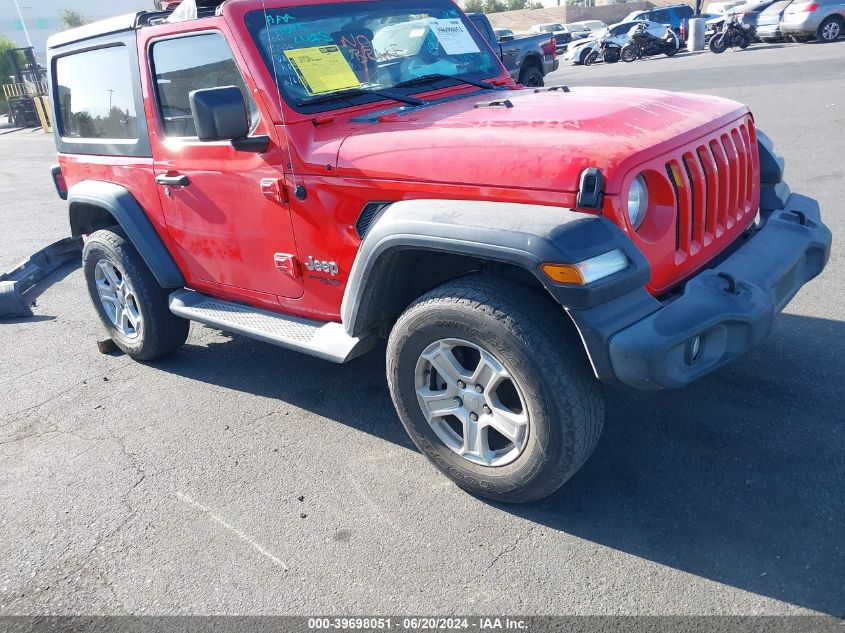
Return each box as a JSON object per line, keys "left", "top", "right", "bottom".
{"left": 517, "top": 64, "right": 543, "bottom": 88}
{"left": 83, "top": 227, "right": 189, "bottom": 360}
{"left": 386, "top": 276, "right": 605, "bottom": 503}
{"left": 709, "top": 33, "right": 729, "bottom": 53}
{"left": 738, "top": 33, "right": 751, "bottom": 48}
{"left": 664, "top": 34, "right": 679, "bottom": 56}
{"left": 818, "top": 16, "right": 842, "bottom": 42}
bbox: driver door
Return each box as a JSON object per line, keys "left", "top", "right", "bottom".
{"left": 146, "top": 30, "right": 302, "bottom": 304}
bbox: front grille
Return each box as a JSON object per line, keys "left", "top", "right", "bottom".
{"left": 665, "top": 119, "right": 757, "bottom": 261}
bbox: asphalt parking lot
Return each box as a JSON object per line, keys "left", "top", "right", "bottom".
{"left": 1, "top": 40, "right": 843, "bottom": 617}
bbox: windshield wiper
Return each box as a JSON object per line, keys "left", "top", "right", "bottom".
{"left": 392, "top": 74, "right": 496, "bottom": 91}
{"left": 297, "top": 87, "right": 425, "bottom": 108}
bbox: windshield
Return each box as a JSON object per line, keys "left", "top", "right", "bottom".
{"left": 245, "top": 0, "right": 500, "bottom": 113}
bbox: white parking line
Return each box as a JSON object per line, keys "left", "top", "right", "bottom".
{"left": 176, "top": 492, "right": 289, "bottom": 571}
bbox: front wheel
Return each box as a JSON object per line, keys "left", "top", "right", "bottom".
{"left": 584, "top": 50, "right": 599, "bottom": 66}
{"left": 386, "top": 276, "right": 605, "bottom": 503}
{"left": 709, "top": 33, "right": 729, "bottom": 53}
{"left": 83, "top": 227, "right": 189, "bottom": 360}
{"left": 621, "top": 43, "right": 639, "bottom": 62}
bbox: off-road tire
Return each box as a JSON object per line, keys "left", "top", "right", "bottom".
{"left": 517, "top": 64, "right": 544, "bottom": 88}
{"left": 386, "top": 276, "right": 605, "bottom": 503}
{"left": 83, "top": 227, "right": 189, "bottom": 360}
{"left": 818, "top": 16, "right": 842, "bottom": 42}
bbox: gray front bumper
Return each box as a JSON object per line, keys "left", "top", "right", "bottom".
{"left": 605, "top": 194, "right": 831, "bottom": 389}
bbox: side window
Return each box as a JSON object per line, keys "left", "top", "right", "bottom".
{"left": 55, "top": 45, "right": 138, "bottom": 140}
{"left": 151, "top": 32, "right": 258, "bottom": 138}
{"left": 650, "top": 9, "right": 671, "bottom": 22}
{"left": 675, "top": 6, "right": 694, "bottom": 18}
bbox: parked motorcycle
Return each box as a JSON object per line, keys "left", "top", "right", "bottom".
{"left": 709, "top": 14, "right": 755, "bottom": 53}
{"left": 584, "top": 35, "right": 622, "bottom": 65}
{"left": 621, "top": 22, "right": 679, "bottom": 62}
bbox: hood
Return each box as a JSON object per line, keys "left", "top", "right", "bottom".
{"left": 335, "top": 87, "right": 748, "bottom": 194}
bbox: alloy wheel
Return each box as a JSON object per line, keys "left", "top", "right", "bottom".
{"left": 94, "top": 259, "right": 142, "bottom": 339}
{"left": 821, "top": 21, "right": 840, "bottom": 41}
{"left": 414, "top": 338, "right": 529, "bottom": 467}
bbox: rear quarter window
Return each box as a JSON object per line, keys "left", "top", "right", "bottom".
{"left": 54, "top": 45, "right": 138, "bottom": 140}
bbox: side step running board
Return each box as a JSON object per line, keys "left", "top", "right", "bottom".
{"left": 169, "top": 289, "right": 375, "bottom": 363}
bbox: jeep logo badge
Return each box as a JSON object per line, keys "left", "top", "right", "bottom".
{"left": 304, "top": 256, "right": 339, "bottom": 276}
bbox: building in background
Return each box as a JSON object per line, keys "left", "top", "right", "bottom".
{"left": 2, "top": 1, "right": 150, "bottom": 65}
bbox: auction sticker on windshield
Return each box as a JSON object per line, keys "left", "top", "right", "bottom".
{"left": 428, "top": 18, "right": 480, "bottom": 55}
{"left": 284, "top": 45, "right": 361, "bottom": 95}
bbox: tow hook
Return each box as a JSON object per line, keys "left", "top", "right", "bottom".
{"left": 717, "top": 271, "right": 740, "bottom": 295}
{"left": 790, "top": 210, "right": 807, "bottom": 226}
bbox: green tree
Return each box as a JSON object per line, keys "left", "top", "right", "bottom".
{"left": 507, "top": 0, "right": 528, "bottom": 9}
{"left": 59, "top": 9, "right": 90, "bottom": 30}
{"left": 483, "top": 0, "right": 508, "bottom": 13}
{"left": 464, "top": 0, "right": 485, "bottom": 11}
{"left": 0, "top": 35, "right": 25, "bottom": 116}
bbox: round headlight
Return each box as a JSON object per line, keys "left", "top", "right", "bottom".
{"left": 627, "top": 174, "right": 649, "bottom": 230}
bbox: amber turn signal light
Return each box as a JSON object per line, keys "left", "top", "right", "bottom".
{"left": 540, "top": 249, "right": 629, "bottom": 285}
{"left": 540, "top": 263, "right": 585, "bottom": 285}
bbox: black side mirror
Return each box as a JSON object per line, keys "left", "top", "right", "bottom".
{"left": 189, "top": 86, "right": 269, "bottom": 152}
{"left": 189, "top": 85, "right": 249, "bottom": 141}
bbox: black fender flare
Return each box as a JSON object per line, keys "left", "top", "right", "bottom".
{"left": 68, "top": 180, "right": 185, "bottom": 288}
{"left": 340, "top": 199, "right": 650, "bottom": 339}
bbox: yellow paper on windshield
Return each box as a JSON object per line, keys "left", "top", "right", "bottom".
{"left": 284, "top": 45, "right": 361, "bottom": 95}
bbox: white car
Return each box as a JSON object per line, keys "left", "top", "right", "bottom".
{"left": 706, "top": 0, "right": 749, "bottom": 13}
{"left": 562, "top": 20, "right": 669, "bottom": 64}
{"left": 564, "top": 20, "right": 607, "bottom": 41}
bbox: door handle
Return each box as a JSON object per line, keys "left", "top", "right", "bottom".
{"left": 155, "top": 174, "right": 189, "bottom": 187}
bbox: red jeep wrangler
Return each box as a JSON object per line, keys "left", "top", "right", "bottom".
{"left": 48, "top": 0, "right": 831, "bottom": 502}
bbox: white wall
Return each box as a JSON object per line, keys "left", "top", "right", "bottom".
{"left": 2, "top": 0, "right": 151, "bottom": 64}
